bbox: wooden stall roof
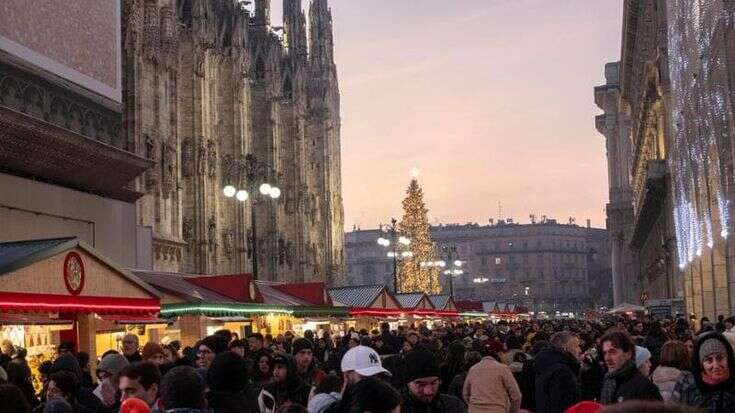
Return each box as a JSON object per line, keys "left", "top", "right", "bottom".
{"left": 0, "top": 237, "right": 159, "bottom": 298}
{"left": 395, "top": 293, "right": 435, "bottom": 310}
{"left": 428, "top": 295, "right": 457, "bottom": 311}
{"left": 130, "top": 270, "right": 232, "bottom": 303}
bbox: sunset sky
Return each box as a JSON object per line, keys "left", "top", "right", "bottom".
{"left": 272, "top": 1, "right": 624, "bottom": 230}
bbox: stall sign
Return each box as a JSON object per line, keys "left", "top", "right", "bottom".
{"left": 63, "top": 252, "right": 85, "bottom": 295}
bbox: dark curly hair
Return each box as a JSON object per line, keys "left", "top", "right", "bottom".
{"left": 160, "top": 366, "right": 206, "bottom": 410}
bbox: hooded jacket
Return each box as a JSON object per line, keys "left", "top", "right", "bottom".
{"left": 533, "top": 348, "right": 580, "bottom": 413}
{"left": 258, "top": 355, "right": 310, "bottom": 412}
{"left": 674, "top": 332, "right": 735, "bottom": 413}
{"left": 651, "top": 365, "right": 692, "bottom": 402}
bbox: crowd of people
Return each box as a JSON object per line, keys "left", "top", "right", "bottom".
{"left": 1, "top": 314, "right": 735, "bottom": 413}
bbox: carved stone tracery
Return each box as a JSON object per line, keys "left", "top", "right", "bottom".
{"left": 122, "top": 0, "right": 344, "bottom": 281}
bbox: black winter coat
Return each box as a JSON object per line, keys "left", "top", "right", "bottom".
{"left": 401, "top": 392, "right": 467, "bottom": 413}
{"left": 602, "top": 364, "right": 662, "bottom": 403}
{"left": 580, "top": 354, "right": 605, "bottom": 401}
{"left": 207, "top": 390, "right": 252, "bottom": 413}
{"left": 517, "top": 357, "right": 536, "bottom": 411}
{"left": 534, "top": 348, "right": 581, "bottom": 413}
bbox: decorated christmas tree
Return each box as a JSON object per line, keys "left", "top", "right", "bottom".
{"left": 398, "top": 178, "right": 440, "bottom": 294}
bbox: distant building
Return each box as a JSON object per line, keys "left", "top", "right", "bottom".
{"left": 345, "top": 219, "right": 612, "bottom": 313}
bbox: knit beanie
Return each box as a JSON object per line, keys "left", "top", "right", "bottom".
{"left": 207, "top": 351, "right": 249, "bottom": 392}
{"left": 50, "top": 354, "right": 83, "bottom": 380}
{"left": 292, "top": 338, "right": 313, "bottom": 354}
{"left": 699, "top": 336, "right": 728, "bottom": 364}
{"left": 403, "top": 349, "right": 439, "bottom": 382}
{"left": 142, "top": 342, "right": 165, "bottom": 361}
{"left": 200, "top": 335, "right": 229, "bottom": 355}
{"left": 634, "top": 345, "right": 651, "bottom": 368}
{"left": 97, "top": 353, "right": 130, "bottom": 376}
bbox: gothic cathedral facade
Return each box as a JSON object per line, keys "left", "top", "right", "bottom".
{"left": 122, "top": 0, "right": 344, "bottom": 284}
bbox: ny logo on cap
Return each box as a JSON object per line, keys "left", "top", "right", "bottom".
{"left": 369, "top": 353, "right": 379, "bottom": 364}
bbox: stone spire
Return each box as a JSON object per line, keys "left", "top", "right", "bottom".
{"left": 254, "top": 0, "right": 271, "bottom": 25}
{"left": 309, "top": 0, "right": 335, "bottom": 70}
{"left": 283, "top": 0, "right": 307, "bottom": 58}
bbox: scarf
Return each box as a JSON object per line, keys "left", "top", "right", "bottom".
{"left": 600, "top": 361, "right": 636, "bottom": 404}
{"left": 702, "top": 368, "right": 731, "bottom": 386}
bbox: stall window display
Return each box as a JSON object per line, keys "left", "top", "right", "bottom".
{"left": 1, "top": 323, "right": 72, "bottom": 393}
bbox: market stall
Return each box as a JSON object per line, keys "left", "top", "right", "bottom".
{"left": 329, "top": 285, "right": 402, "bottom": 331}
{"left": 455, "top": 300, "right": 489, "bottom": 320}
{"left": 0, "top": 237, "right": 161, "bottom": 375}
{"left": 259, "top": 281, "right": 349, "bottom": 337}
{"left": 159, "top": 302, "right": 294, "bottom": 343}
{"left": 132, "top": 270, "right": 279, "bottom": 344}
{"left": 395, "top": 293, "right": 437, "bottom": 326}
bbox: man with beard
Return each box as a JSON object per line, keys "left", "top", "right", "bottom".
{"left": 402, "top": 348, "right": 465, "bottom": 413}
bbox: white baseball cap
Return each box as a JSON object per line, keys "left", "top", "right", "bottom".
{"left": 341, "top": 345, "right": 391, "bottom": 377}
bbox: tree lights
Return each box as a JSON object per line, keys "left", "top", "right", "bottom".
{"left": 398, "top": 178, "right": 441, "bottom": 294}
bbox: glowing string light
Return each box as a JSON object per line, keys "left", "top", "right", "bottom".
{"left": 666, "top": 0, "right": 734, "bottom": 270}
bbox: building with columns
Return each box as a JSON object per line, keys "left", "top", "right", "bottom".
{"left": 595, "top": 62, "right": 640, "bottom": 306}
{"left": 345, "top": 219, "right": 612, "bottom": 313}
{"left": 595, "top": 0, "right": 735, "bottom": 318}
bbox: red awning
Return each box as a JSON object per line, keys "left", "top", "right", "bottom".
{"left": 350, "top": 308, "right": 404, "bottom": 317}
{"left": 410, "top": 309, "right": 459, "bottom": 318}
{"left": 0, "top": 292, "right": 160, "bottom": 315}
{"left": 349, "top": 308, "right": 459, "bottom": 318}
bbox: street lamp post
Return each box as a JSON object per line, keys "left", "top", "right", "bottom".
{"left": 222, "top": 154, "right": 282, "bottom": 280}
{"left": 377, "top": 218, "right": 411, "bottom": 293}
{"left": 421, "top": 245, "right": 463, "bottom": 297}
